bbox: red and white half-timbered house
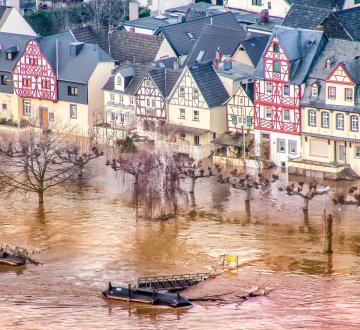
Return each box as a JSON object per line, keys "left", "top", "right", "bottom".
{"left": 253, "top": 27, "right": 325, "bottom": 166}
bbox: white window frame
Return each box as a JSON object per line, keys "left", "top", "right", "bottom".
{"left": 350, "top": 115, "right": 359, "bottom": 132}
{"left": 321, "top": 112, "right": 329, "bottom": 128}
{"left": 354, "top": 145, "right": 360, "bottom": 158}
{"left": 23, "top": 99, "right": 31, "bottom": 116}
{"left": 283, "top": 109, "right": 290, "bottom": 121}
{"left": 265, "top": 106, "right": 272, "bottom": 119}
{"left": 277, "top": 138, "right": 286, "bottom": 153}
{"left": 283, "top": 84, "right": 290, "bottom": 96}
{"left": 336, "top": 113, "right": 344, "bottom": 130}
{"left": 345, "top": 88, "right": 353, "bottom": 102}
{"left": 193, "top": 110, "right": 199, "bottom": 121}
{"left": 309, "top": 110, "right": 316, "bottom": 126}
{"left": 70, "top": 104, "right": 77, "bottom": 119}
{"left": 311, "top": 85, "right": 318, "bottom": 97}
{"left": 179, "top": 108, "right": 185, "bottom": 119}
{"left": 119, "top": 94, "right": 124, "bottom": 103}
{"left": 266, "top": 82, "right": 272, "bottom": 94}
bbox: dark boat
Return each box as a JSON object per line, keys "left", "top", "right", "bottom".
{"left": 102, "top": 282, "right": 192, "bottom": 308}
{"left": 0, "top": 249, "right": 26, "bottom": 266}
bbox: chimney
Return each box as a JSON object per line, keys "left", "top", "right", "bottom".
{"left": 260, "top": 9, "right": 269, "bottom": 24}
{"left": 213, "top": 47, "right": 222, "bottom": 70}
{"left": 129, "top": 0, "right": 139, "bottom": 21}
{"left": 173, "top": 58, "right": 179, "bottom": 70}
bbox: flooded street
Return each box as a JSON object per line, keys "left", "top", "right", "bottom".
{"left": 1, "top": 161, "right": 360, "bottom": 329}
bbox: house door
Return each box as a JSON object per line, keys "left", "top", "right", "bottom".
{"left": 39, "top": 108, "right": 48, "bottom": 128}
{"left": 337, "top": 144, "right": 346, "bottom": 163}
{"left": 194, "top": 135, "right": 200, "bottom": 146}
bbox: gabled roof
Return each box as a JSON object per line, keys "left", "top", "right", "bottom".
{"left": 0, "top": 32, "right": 35, "bottom": 73}
{"left": 71, "top": 26, "right": 163, "bottom": 64}
{"left": 281, "top": 4, "right": 332, "bottom": 29}
{"left": 103, "top": 63, "right": 153, "bottom": 95}
{"left": 147, "top": 68, "right": 182, "bottom": 98}
{"left": 186, "top": 24, "right": 262, "bottom": 66}
{"left": 301, "top": 38, "right": 360, "bottom": 110}
{"left": 157, "top": 12, "right": 240, "bottom": 57}
{"left": 333, "top": 7, "right": 360, "bottom": 41}
{"left": 238, "top": 35, "right": 270, "bottom": 67}
{"left": 188, "top": 62, "right": 229, "bottom": 108}
{"left": 253, "top": 27, "right": 325, "bottom": 84}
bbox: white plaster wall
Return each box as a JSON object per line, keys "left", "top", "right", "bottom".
{"left": 1, "top": 8, "right": 37, "bottom": 36}
{"left": 226, "top": 0, "right": 290, "bottom": 18}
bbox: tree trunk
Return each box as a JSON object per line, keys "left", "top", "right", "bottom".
{"left": 245, "top": 186, "right": 251, "bottom": 202}
{"left": 324, "top": 214, "right": 333, "bottom": 254}
{"left": 303, "top": 198, "right": 309, "bottom": 211}
{"left": 190, "top": 177, "right": 196, "bottom": 194}
{"left": 133, "top": 173, "right": 139, "bottom": 185}
{"left": 38, "top": 190, "right": 44, "bottom": 204}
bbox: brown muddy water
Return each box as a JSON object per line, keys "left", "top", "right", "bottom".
{"left": 1, "top": 160, "right": 360, "bottom": 329}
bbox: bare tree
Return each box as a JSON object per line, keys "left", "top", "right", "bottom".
{"left": 279, "top": 181, "right": 330, "bottom": 212}
{"left": 0, "top": 127, "right": 101, "bottom": 204}
{"left": 332, "top": 186, "right": 360, "bottom": 206}
{"left": 218, "top": 170, "right": 279, "bottom": 203}
{"left": 178, "top": 159, "right": 221, "bottom": 194}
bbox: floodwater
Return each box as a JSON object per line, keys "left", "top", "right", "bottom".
{"left": 1, "top": 160, "right": 360, "bottom": 329}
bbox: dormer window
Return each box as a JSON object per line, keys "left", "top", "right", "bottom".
{"left": 325, "top": 59, "right": 331, "bottom": 69}
{"left": 6, "top": 52, "right": 12, "bottom": 60}
{"left": 273, "top": 43, "right": 279, "bottom": 53}
{"left": 311, "top": 85, "right": 318, "bottom": 98}
{"left": 116, "top": 76, "right": 122, "bottom": 86}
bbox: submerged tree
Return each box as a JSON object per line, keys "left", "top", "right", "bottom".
{"left": 178, "top": 159, "right": 221, "bottom": 193}
{"left": 332, "top": 186, "right": 360, "bottom": 206}
{"left": 0, "top": 127, "right": 101, "bottom": 204}
{"left": 279, "top": 181, "right": 330, "bottom": 212}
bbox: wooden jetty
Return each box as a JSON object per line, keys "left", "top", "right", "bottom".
{"left": 102, "top": 283, "right": 192, "bottom": 308}
{"left": 0, "top": 244, "right": 42, "bottom": 266}
{"left": 137, "top": 272, "right": 212, "bottom": 291}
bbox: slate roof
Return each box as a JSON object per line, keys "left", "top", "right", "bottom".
{"left": 281, "top": 4, "right": 332, "bottom": 29}
{"left": 157, "top": 12, "right": 241, "bottom": 57}
{"left": 301, "top": 38, "right": 360, "bottom": 111}
{"left": 333, "top": 7, "right": 360, "bottom": 41}
{"left": 186, "top": 24, "right": 262, "bottom": 66}
{"left": 103, "top": 63, "right": 153, "bottom": 95}
{"left": 0, "top": 32, "right": 35, "bottom": 72}
{"left": 147, "top": 68, "right": 182, "bottom": 98}
{"left": 123, "top": 15, "right": 175, "bottom": 31}
{"left": 253, "top": 27, "right": 325, "bottom": 84}
{"left": 238, "top": 35, "right": 270, "bottom": 67}
{"left": 188, "top": 62, "right": 229, "bottom": 108}
{"left": 165, "top": 2, "right": 213, "bottom": 14}
{"left": 71, "top": 26, "right": 163, "bottom": 64}
{"left": 39, "top": 32, "right": 113, "bottom": 83}
{"left": 292, "top": 0, "right": 345, "bottom": 9}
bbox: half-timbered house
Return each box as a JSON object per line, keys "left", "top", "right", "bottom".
{"left": 167, "top": 62, "right": 229, "bottom": 158}
{"left": 135, "top": 67, "right": 181, "bottom": 135}
{"left": 0, "top": 32, "right": 114, "bottom": 136}
{"left": 289, "top": 38, "right": 360, "bottom": 179}
{"left": 253, "top": 27, "right": 326, "bottom": 166}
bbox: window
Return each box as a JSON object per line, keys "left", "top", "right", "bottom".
{"left": 194, "top": 135, "right": 200, "bottom": 146}
{"left": 328, "top": 86, "right": 336, "bottom": 99}
{"left": 1, "top": 75, "right": 7, "bottom": 85}
{"left": 6, "top": 52, "right": 12, "bottom": 60}
{"left": 110, "top": 93, "right": 115, "bottom": 102}
{"left": 119, "top": 94, "right": 124, "bottom": 103}
{"left": 120, "top": 113, "right": 125, "bottom": 123}
{"left": 273, "top": 43, "right": 278, "bottom": 53}
{"left": 129, "top": 96, "right": 134, "bottom": 105}
{"left": 355, "top": 146, "right": 360, "bottom": 158}
{"left": 145, "top": 80, "right": 150, "bottom": 87}
{"left": 308, "top": 110, "right": 316, "bottom": 126}
{"left": 325, "top": 59, "right": 331, "bottom": 69}
{"left": 179, "top": 108, "right": 185, "bottom": 119}
{"left": 231, "top": 115, "right": 237, "bottom": 125}
{"left": 151, "top": 99, "right": 156, "bottom": 107}
{"left": 41, "top": 79, "right": 50, "bottom": 89}
{"left": 116, "top": 76, "right": 122, "bottom": 86}
{"left": 193, "top": 110, "right": 199, "bottom": 121}
{"left": 283, "top": 109, "right": 290, "bottom": 121}
{"left": 350, "top": 115, "right": 359, "bottom": 131}
{"left": 265, "top": 106, "right": 272, "bottom": 119}
{"left": 266, "top": 82, "right": 272, "bottom": 94}
{"left": 70, "top": 104, "right": 77, "bottom": 119}
{"left": 252, "top": 0, "right": 262, "bottom": 5}
{"left": 147, "top": 0, "right": 152, "bottom": 5}
{"left": 213, "top": 132, "right": 216, "bottom": 139}
{"left": 345, "top": 88, "right": 353, "bottom": 102}
{"left": 49, "top": 112, "right": 54, "bottom": 122}
{"left": 311, "top": 85, "right": 318, "bottom": 98}
{"left": 23, "top": 100, "right": 31, "bottom": 116}
{"left": 321, "top": 112, "right": 329, "bottom": 128}
{"left": 336, "top": 113, "right": 344, "bottom": 130}
{"left": 2, "top": 103, "right": 6, "bottom": 110}
{"left": 179, "top": 87, "right": 185, "bottom": 97}
{"left": 288, "top": 140, "right": 297, "bottom": 154}
{"left": 23, "top": 78, "right": 31, "bottom": 87}
{"left": 110, "top": 112, "right": 116, "bottom": 121}
{"left": 283, "top": 84, "right": 289, "bottom": 96}
{"left": 273, "top": 61, "right": 280, "bottom": 73}
{"left": 68, "top": 86, "right": 78, "bottom": 96}
{"left": 277, "top": 138, "right": 286, "bottom": 153}
{"left": 146, "top": 98, "right": 150, "bottom": 107}
{"left": 180, "top": 133, "right": 185, "bottom": 140}
{"left": 268, "top": 2, "right": 271, "bottom": 9}
{"left": 193, "top": 88, "right": 199, "bottom": 99}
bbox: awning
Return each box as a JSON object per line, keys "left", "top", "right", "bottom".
{"left": 211, "top": 131, "right": 254, "bottom": 147}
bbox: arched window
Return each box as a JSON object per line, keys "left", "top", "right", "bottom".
{"left": 273, "top": 61, "right": 280, "bottom": 73}
{"left": 273, "top": 43, "right": 279, "bottom": 53}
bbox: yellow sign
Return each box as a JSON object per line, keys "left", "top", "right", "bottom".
{"left": 225, "top": 255, "right": 237, "bottom": 263}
